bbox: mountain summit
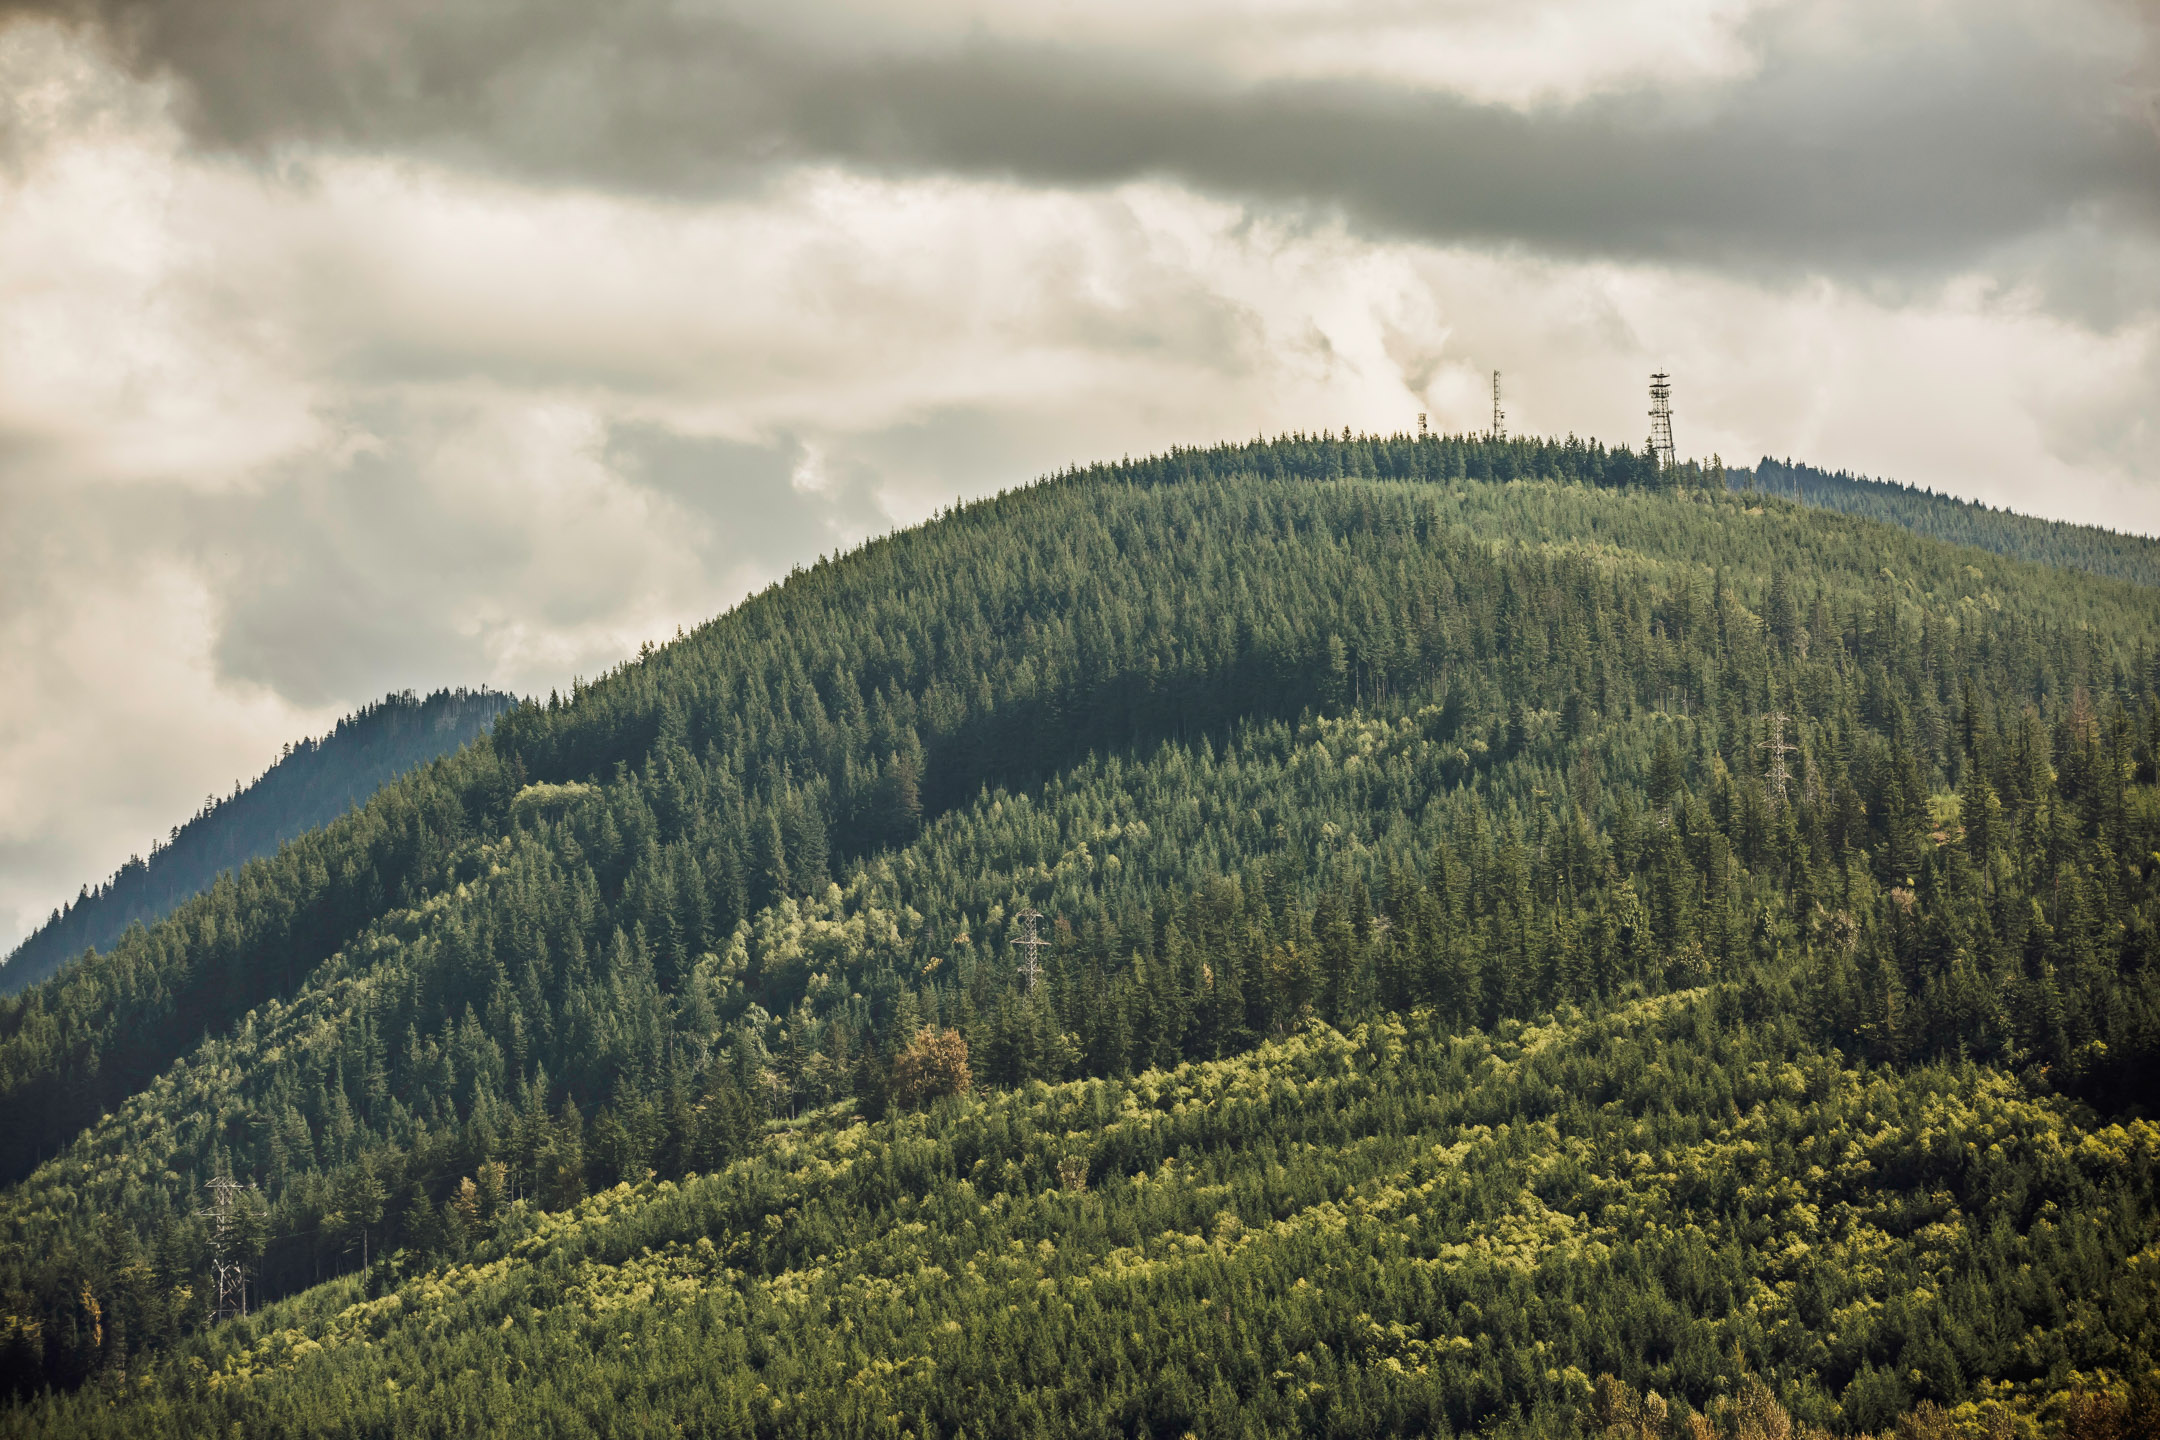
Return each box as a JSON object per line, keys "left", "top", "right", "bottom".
{"left": 2, "top": 435, "right": 2156, "bottom": 1438}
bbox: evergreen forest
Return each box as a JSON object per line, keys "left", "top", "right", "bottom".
{"left": 1, "top": 433, "right": 2156, "bottom": 1439}
{"left": 1743, "top": 459, "right": 2160, "bottom": 590}
{"left": 0, "top": 688, "right": 517, "bottom": 997}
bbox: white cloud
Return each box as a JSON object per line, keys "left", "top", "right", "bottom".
{"left": 0, "top": 545, "right": 343, "bottom": 951}
{"left": 0, "top": 25, "right": 323, "bottom": 488}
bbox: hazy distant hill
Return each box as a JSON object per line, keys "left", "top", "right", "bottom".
{"left": 0, "top": 688, "right": 516, "bottom": 995}
{"left": 1744, "top": 455, "right": 2160, "bottom": 588}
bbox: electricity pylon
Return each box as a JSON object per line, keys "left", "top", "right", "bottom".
{"left": 1013, "top": 907, "right": 1050, "bottom": 994}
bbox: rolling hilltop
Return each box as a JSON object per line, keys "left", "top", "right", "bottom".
{"left": 2, "top": 435, "right": 2157, "bottom": 1438}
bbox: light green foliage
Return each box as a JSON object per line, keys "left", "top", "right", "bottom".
{"left": 12, "top": 991, "right": 2157, "bottom": 1437}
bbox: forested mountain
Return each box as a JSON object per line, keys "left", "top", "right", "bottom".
{"left": 1745, "top": 457, "right": 2160, "bottom": 589}
{"left": 0, "top": 689, "right": 516, "bottom": 997}
{"left": 3, "top": 434, "right": 2158, "bottom": 1438}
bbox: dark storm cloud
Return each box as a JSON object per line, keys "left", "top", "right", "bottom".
{"left": 13, "top": 0, "right": 2157, "bottom": 287}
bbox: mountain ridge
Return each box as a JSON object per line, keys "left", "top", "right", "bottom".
{"left": 2, "top": 434, "right": 2157, "bottom": 1436}
{"left": 1743, "top": 455, "right": 2160, "bottom": 588}
{"left": 0, "top": 688, "right": 517, "bottom": 997}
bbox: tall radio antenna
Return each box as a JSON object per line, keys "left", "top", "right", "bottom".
{"left": 1648, "top": 371, "right": 1676, "bottom": 467}
{"left": 1490, "top": 371, "right": 1505, "bottom": 442}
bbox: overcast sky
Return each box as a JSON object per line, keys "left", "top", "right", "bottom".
{"left": 2, "top": 0, "right": 2156, "bottom": 951}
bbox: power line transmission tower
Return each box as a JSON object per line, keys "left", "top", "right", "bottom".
{"left": 1648, "top": 371, "right": 1676, "bottom": 467}
{"left": 1012, "top": 906, "right": 1050, "bottom": 995}
{"left": 1490, "top": 371, "right": 1506, "bottom": 441}
{"left": 1763, "top": 711, "right": 1796, "bottom": 811}
{"left": 197, "top": 1177, "right": 257, "bottom": 1323}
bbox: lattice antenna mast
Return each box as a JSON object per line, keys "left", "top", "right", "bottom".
{"left": 1012, "top": 906, "right": 1050, "bottom": 995}
{"left": 197, "top": 1177, "right": 256, "bottom": 1323}
{"left": 1648, "top": 371, "right": 1676, "bottom": 468}
{"left": 1490, "top": 371, "right": 1506, "bottom": 441}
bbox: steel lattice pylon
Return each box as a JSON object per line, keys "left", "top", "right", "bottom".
{"left": 1763, "top": 711, "right": 1796, "bottom": 811}
{"left": 1012, "top": 906, "right": 1050, "bottom": 995}
{"left": 197, "top": 1177, "right": 256, "bottom": 1323}
{"left": 1649, "top": 372, "right": 1676, "bottom": 468}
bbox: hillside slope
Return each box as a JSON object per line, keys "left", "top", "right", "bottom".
{"left": 0, "top": 688, "right": 516, "bottom": 996}
{"left": 13, "top": 990, "right": 2158, "bottom": 1439}
{"left": 3, "top": 435, "right": 2158, "bottom": 1435}
{"left": 1745, "top": 457, "right": 2160, "bottom": 589}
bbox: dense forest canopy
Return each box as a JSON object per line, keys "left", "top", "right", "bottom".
{"left": 1744, "top": 457, "right": 2160, "bottom": 589}
{"left": 0, "top": 688, "right": 517, "bottom": 997}
{"left": 2, "top": 433, "right": 2156, "bottom": 1438}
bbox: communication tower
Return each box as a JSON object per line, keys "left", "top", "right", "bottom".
{"left": 1490, "top": 372, "right": 1505, "bottom": 442}
{"left": 1648, "top": 372, "right": 1676, "bottom": 467}
{"left": 1012, "top": 906, "right": 1050, "bottom": 995}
